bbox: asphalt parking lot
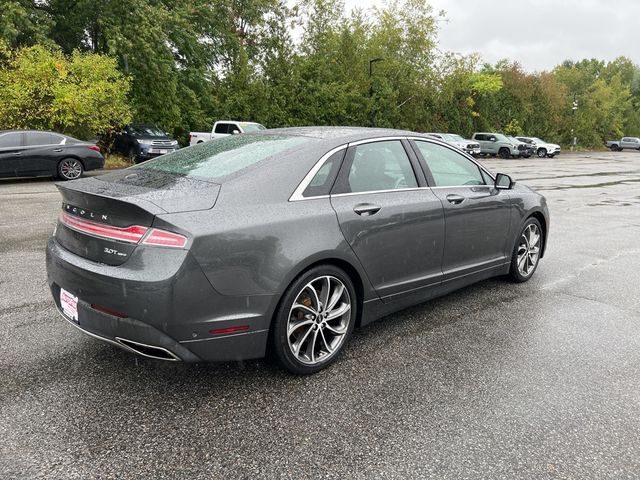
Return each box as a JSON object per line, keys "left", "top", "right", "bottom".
{"left": 1, "top": 151, "right": 640, "bottom": 479}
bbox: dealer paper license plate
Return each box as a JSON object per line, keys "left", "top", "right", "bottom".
{"left": 60, "top": 288, "right": 78, "bottom": 322}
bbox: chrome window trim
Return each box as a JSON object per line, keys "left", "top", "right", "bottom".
{"left": 331, "top": 187, "right": 431, "bottom": 198}
{"left": 289, "top": 135, "right": 497, "bottom": 201}
{"left": 289, "top": 144, "right": 348, "bottom": 201}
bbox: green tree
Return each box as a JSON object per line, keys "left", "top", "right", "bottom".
{"left": 0, "top": 45, "right": 132, "bottom": 138}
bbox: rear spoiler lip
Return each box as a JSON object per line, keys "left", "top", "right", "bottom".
{"left": 56, "top": 182, "right": 167, "bottom": 215}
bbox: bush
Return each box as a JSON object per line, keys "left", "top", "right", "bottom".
{"left": 0, "top": 44, "right": 132, "bottom": 139}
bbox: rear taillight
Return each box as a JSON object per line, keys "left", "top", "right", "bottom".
{"left": 141, "top": 228, "right": 188, "bottom": 248}
{"left": 62, "top": 213, "right": 147, "bottom": 243}
{"left": 88, "top": 145, "right": 101, "bottom": 152}
{"left": 60, "top": 212, "right": 187, "bottom": 248}
{"left": 188, "top": 134, "right": 192, "bottom": 143}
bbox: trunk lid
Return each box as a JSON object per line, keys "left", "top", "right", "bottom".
{"left": 55, "top": 170, "right": 220, "bottom": 266}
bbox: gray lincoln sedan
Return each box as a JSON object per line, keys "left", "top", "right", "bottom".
{"left": 46, "top": 127, "right": 549, "bottom": 374}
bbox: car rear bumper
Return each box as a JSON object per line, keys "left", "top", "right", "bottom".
{"left": 46, "top": 237, "right": 274, "bottom": 362}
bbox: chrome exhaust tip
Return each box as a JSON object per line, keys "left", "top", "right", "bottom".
{"left": 115, "top": 337, "right": 181, "bottom": 361}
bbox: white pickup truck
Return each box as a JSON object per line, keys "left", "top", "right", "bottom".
{"left": 189, "top": 121, "right": 266, "bottom": 145}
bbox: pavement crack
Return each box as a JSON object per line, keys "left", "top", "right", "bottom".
{"left": 555, "top": 291, "right": 640, "bottom": 315}
{"left": 542, "top": 249, "right": 640, "bottom": 290}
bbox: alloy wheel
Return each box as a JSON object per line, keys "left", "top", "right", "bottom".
{"left": 59, "top": 159, "right": 83, "bottom": 180}
{"left": 517, "top": 223, "right": 541, "bottom": 277}
{"left": 287, "top": 275, "right": 351, "bottom": 365}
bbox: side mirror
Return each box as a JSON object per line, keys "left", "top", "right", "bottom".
{"left": 231, "top": 129, "right": 241, "bottom": 135}
{"left": 490, "top": 137, "right": 497, "bottom": 142}
{"left": 495, "top": 173, "right": 514, "bottom": 190}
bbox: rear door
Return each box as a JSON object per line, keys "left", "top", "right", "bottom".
{"left": 23, "top": 132, "right": 64, "bottom": 174}
{"left": 330, "top": 138, "right": 445, "bottom": 300}
{"left": 411, "top": 139, "right": 512, "bottom": 280}
{"left": 0, "top": 132, "right": 25, "bottom": 177}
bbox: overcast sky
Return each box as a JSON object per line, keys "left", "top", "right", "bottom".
{"left": 343, "top": 0, "right": 640, "bottom": 71}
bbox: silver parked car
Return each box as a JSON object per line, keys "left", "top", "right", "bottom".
{"left": 46, "top": 127, "right": 549, "bottom": 374}
{"left": 425, "top": 133, "right": 481, "bottom": 156}
{"left": 516, "top": 137, "right": 561, "bottom": 158}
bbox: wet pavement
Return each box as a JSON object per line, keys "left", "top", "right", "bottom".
{"left": 1, "top": 151, "right": 640, "bottom": 478}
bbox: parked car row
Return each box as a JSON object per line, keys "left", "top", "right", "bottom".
{"left": 0, "top": 119, "right": 265, "bottom": 180}
{"left": 1, "top": 121, "right": 564, "bottom": 182}
{"left": 426, "top": 131, "right": 561, "bottom": 159}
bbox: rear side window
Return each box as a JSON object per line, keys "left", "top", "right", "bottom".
{"left": 302, "top": 149, "right": 345, "bottom": 197}
{"left": 474, "top": 134, "right": 486, "bottom": 141}
{"left": 414, "top": 141, "right": 485, "bottom": 187}
{"left": 25, "top": 132, "right": 53, "bottom": 146}
{"left": 136, "top": 134, "right": 312, "bottom": 180}
{"left": 337, "top": 140, "right": 418, "bottom": 194}
{"left": 0, "top": 132, "right": 22, "bottom": 148}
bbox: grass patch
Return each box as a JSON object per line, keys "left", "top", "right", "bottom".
{"left": 104, "top": 153, "right": 133, "bottom": 169}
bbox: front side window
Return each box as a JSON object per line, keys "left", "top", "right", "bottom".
{"left": 214, "top": 123, "right": 233, "bottom": 134}
{"left": 0, "top": 132, "right": 22, "bottom": 148}
{"left": 341, "top": 140, "right": 418, "bottom": 194}
{"left": 414, "top": 141, "right": 485, "bottom": 187}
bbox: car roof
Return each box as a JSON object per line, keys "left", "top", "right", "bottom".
{"left": 259, "top": 126, "right": 431, "bottom": 144}
{"left": 0, "top": 129, "right": 69, "bottom": 136}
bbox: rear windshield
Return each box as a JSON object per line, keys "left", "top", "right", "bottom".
{"left": 135, "top": 134, "right": 310, "bottom": 180}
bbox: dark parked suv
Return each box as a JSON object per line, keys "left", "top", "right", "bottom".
{"left": 0, "top": 130, "right": 104, "bottom": 180}
{"left": 112, "top": 124, "right": 179, "bottom": 163}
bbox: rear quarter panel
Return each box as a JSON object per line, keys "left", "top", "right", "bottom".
{"left": 158, "top": 198, "right": 375, "bottom": 300}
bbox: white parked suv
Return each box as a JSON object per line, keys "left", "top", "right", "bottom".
{"left": 189, "top": 121, "right": 266, "bottom": 145}
{"left": 516, "top": 137, "right": 561, "bottom": 158}
{"left": 426, "top": 133, "right": 481, "bottom": 155}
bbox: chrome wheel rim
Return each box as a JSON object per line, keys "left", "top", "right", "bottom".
{"left": 287, "top": 276, "right": 351, "bottom": 365}
{"left": 517, "top": 223, "right": 541, "bottom": 277}
{"left": 60, "top": 159, "right": 82, "bottom": 179}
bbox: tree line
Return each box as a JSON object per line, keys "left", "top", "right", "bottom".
{"left": 1, "top": 0, "right": 639, "bottom": 148}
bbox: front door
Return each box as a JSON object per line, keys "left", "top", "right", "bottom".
{"left": 330, "top": 139, "right": 445, "bottom": 300}
{"left": 411, "top": 140, "right": 512, "bottom": 280}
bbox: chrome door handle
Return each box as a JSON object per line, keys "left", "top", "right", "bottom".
{"left": 446, "top": 194, "right": 465, "bottom": 205}
{"left": 13, "top": 152, "right": 22, "bottom": 156}
{"left": 53, "top": 148, "right": 63, "bottom": 152}
{"left": 353, "top": 203, "right": 381, "bottom": 216}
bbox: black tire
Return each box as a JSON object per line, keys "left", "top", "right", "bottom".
{"left": 509, "top": 217, "right": 543, "bottom": 283}
{"left": 537, "top": 148, "right": 547, "bottom": 158}
{"left": 57, "top": 158, "right": 84, "bottom": 181}
{"left": 609, "top": 145, "right": 619, "bottom": 152}
{"left": 270, "top": 265, "right": 357, "bottom": 374}
{"left": 498, "top": 148, "right": 510, "bottom": 159}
